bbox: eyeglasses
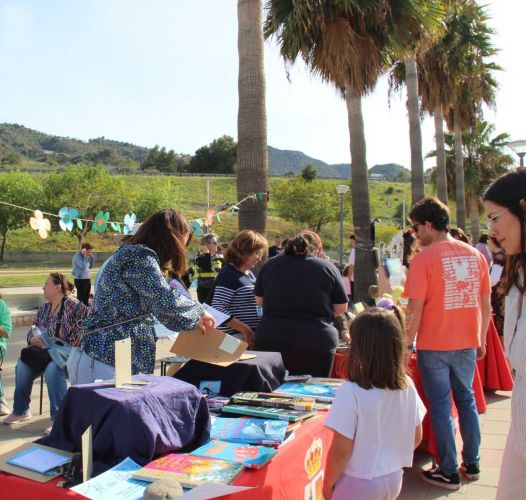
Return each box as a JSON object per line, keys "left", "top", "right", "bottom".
{"left": 412, "top": 223, "right": 423, "bottom": 233}
{"left": 485, "top": 208, "right": 509, "bottom": 230}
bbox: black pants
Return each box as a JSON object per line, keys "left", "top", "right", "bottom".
{"left": 197, "top": 286, "right": 213, "bottom": 305}
{"left": 74, "top": 279, "right": 91, "bottom": 306}
{"left": 255, "top": 340, "right": 334, "bottom": 377}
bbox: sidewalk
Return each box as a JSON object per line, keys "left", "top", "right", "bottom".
{"left": 0, "top": 326, "right": 511, "bottom": 499}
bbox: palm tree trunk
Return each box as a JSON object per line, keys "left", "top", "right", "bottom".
{"left": 405, "top": 58, "right": 425, "bottom": 205}
{"left": 237, "top": 0, "right": 268, "bottom": 234}
{"left": 345, "top": 84, "right": 377, "bottom": 302}
{"left": 434, "top": 105, "right": 448, "bottom": 204}
{"left": 454, "top": 116, "right": 466, "bottom": 230}
{"left": 470, "top": 194, "right": 480, "bottom": 243}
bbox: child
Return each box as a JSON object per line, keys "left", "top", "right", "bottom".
{"left": 367, "top": 284, "right": 380, "bottom": 306}
{"left": 323, "top": 308, "right": 426, "bottom": 499}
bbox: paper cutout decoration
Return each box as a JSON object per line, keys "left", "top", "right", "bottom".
{"left": 191, "top": 220, "right": 204, "bottom": 237}
{"left": 230, "top": 206, "right": 239, "bottom": 214}
{"left": 110, "top": 222, "right": 122, "bottom": 233}
{"left": 29, "top": 210, "right": 51, "bottom": 239}
{"left": 92, "top": 211, "right": 110, "bottom": 233}
{"left": 77, "top": 218, "right": 83, "bottom": 230}
{"left": 205, "top": 209, "right": 216, "bottom": 227}
{"left": 58, "top": 207, "right": 79, "bottom": 232}
{"left": 123, "top": 213, "right": 137, "bottom": 235}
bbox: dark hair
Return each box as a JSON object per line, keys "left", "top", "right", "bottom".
{"left": 223, "top": 230, "right": 268, "bottom": 267}
{"left": 284, "top": 235, "right": 310, "bottom": 256}
{"left": 350, "top": 234, "right": 356, "bottom": 240}
{"left": 449, "top": 227, "right": 469, "bottom": 244}
{"left": 402, "top": 229, "right": 416, "bottom": 267}
{"left": 81, "top": 242, "right": 93, "bottom": 251}
{"left": 478, "top": 234, "right": 488, "bottom": 244}
{"left": 128, "top": 209, "right": 192, "bottom": 274}
{"left": 49, "top": 272, "right": 75, "bottom": 296}
{"left": 342, "top": 265, "right": 350, "bottom": 278}
{"left": 484, "top": 168, "right": 526, "bottom": 294}
{"left": 347, "top": 308, "right": 407, "bottom": 390}
{"left": 201, "top": 233, "right": 219, "bottom": 245}
{"left": 409, "top": 197, "right": 450, "bottom": 232}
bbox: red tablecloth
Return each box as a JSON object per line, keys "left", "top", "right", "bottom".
{"left": 477, "top": 318, "right": 513, "bottom": 391}
{"left": 0, "top": 415, "right": 333, "bottom": 500}
{"left": 332, "top": 351, "right": 486, "bottom": 459}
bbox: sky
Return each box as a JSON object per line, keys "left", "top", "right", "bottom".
{"left": 0, "top": 0, "right": 524, "bottom": 170}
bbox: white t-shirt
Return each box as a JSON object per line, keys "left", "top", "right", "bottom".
{"left": 325, "top": 377, "right": 426, "bottom": 480}
{"left": 347, "top": 249, "right": 355, "bottom": 281}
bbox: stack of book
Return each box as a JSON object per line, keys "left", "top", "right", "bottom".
{"left": 210, "top": 417, "right": 289, "bottom": 447}
{"left": 205, "top": 394, "right": 231, "bottom": 413}
{"left": 272, "top": 378, "right": 344, "bottom": 403}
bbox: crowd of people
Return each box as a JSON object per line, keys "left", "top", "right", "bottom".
{"left": 0, "top": 169, "right": 524, "bottom": 498}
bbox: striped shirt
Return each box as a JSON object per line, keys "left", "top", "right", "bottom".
{"left": 212, "top": 263, "right": 259, "bottom": 337}
{"left": 504, "top": 283, "right": 526, "bottom": 459}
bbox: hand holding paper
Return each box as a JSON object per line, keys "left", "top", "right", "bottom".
{"left": 198, "top": 310, "right": 216, "bottom": 334}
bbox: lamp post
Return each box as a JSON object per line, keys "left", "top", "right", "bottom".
{"left": 335, "top": 185, "right": 350, "bottom": 269}
{"left": 508, "top": 140, "right": 526, "bottom": 167}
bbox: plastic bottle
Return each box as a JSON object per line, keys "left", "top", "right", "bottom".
{"left": 30, "top": 325, "right": 42, "bottom": 338}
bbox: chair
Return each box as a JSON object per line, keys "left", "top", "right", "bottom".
{"left": 39, "top": 373, "right": 44, "bottom": 415}
{"left": 159, "top": 356, "right": 189, "bottom": 376}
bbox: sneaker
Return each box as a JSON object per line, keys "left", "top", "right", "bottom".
{"left": 421, "top": 466, "right": 461, "bottom": 490}
{"left": 460, "top": 462, "right": 480, "bottom": 480}
{"left": 3, "top": 411, "right": 32, "bottom": 425}
{"left": 0, "top": 398, "right": 10, "bottom": 416}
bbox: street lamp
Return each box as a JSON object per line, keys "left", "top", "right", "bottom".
{"left": 335, "top": 184, "right": 350, "bottom": 268}
{"left": 507, "top": 140, "right": 526, "bottom": 167}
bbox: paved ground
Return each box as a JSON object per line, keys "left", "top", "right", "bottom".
{"left": 0, "top": 326, "right": 511, "bottom": 499}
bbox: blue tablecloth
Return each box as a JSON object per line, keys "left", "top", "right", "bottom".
{"left": 38, "top": 375, "right": 210, "bottom": 473}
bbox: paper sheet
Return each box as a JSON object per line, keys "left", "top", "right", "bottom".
{"left": 179, "top": 481, "right": 254, "bottom": 499}
{"left": 115, "top": 338, "right": 132, "bottom": 388}
{"left": 71, "top": 457, "right": 147, "bottom": 500}
{"left": 203, "top": 304, "right": 231, "bottom": 326}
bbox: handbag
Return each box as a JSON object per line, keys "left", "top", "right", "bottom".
{"left": 20, "top": 345, "right": 51, "bottom": 372}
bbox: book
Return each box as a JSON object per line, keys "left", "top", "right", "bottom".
{"left": 206, "top": 395, "right": 231, "bottom": 412}
{"left": 222, "top": 404, "right": 316, "bottom": 422}
{"left": 191, "top": 440, "right": 278, "bottom": 470}
{"left": 307, "top": 377, "right": 345, "bottom": 387}
{"left": 132, "top": 454, "right": 243, "bottom": 487}
{"left": 229, "top": 391, "right": 315, "bottom": 411}
{"left": 6, "top": 447, "right": 71, "bottom": 475}
{"left": 210, "top": 417, "right": 289, "bottom": 447}
{"left": 273, "top": 382, "right": 337, "bottom": 403}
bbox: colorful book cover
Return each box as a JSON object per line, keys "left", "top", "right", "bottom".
{"left": 210, "top": 417, "right": 289, "bottom": 446}
{"left": 222, "top": 404, "right": 316, "bottom": 422}
{"left": 131, "top": 453, "right": 243, "bottom": 486}
{"left": 273, "top": 382, "right": 337, "bottom": 402}
{"left": 191, "top": 440, "right": 278, "bottom": 469}
{"left": 230, "top": 391, "right": 315, "bottom": 411}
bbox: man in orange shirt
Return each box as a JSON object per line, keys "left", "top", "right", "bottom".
{"left": 404, "top": 198, "right": 491, "bottom": 490}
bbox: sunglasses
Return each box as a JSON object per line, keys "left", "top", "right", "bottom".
{"left": 412, "top": 223, "right": 423, "bottom": 233}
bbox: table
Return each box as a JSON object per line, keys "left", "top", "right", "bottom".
{"left": 0, "top": 415, "right": 333, "bottom": 500}
{"left": 174, "top": 351, "right": 286, "bottom": 397}
{"left": 332, "top": 352, "right": 486, "bottom": 458}
{"left": 476, "top": 317, "right": 513, "bottom": 391}
{"left": 37, "top": 375, "right": 210, "bottom": 474}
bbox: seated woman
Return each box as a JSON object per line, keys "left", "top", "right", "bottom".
{"left": 3, "top": 273, "right": 88, "bottom": 430}
{"left": 212, "top": 230, "right": 268, "bottom": 347}
{"left": 255, "top": 234, "right": 348, "bottom": 377}
{"left": 69, "top": 209, "right": 215, "bottom": 385}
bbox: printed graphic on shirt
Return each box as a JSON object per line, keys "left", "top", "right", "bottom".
{"left": 442, "top": 255, "right": 480, "bottom": 310}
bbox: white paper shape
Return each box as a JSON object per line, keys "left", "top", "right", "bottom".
{"left": 179, "top": 481, "right": 254, "bottom": 499}
{"left": 218, "top": 334, "right": 240, "bottom": 354}
{"left": 203, "top": 304, "right": 230, "bottom": 326}
{"left": 115, "top": 338, "right": 132, "bottom": 388}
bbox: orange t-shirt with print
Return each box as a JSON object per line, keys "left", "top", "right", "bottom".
{"left": 403, "top": 239, "right": 491, "bottom": 351}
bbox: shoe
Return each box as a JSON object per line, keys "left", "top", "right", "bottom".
{"left": 44, "top": 425, "right": 53, "bottom": 435}
{"left": 421, "top": 466, "right": 461, "bottom": 490}
{"left": 3, "top": 411, "right": 32, "bottom": 425}
{"left": 460, "top": 462, "right": 480, "bottom": 480}
{"left": 0, "top": 398, "right": 10, "bottom": 416}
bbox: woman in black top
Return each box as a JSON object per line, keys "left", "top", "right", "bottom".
{"left": 254, "top": 234, "right": 348, "bottom": 377}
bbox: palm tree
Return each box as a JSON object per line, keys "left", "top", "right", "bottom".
{"left": 442, "top": 0, "right": 498, "bottom": 230}
{"left": 264, "top": 0, "right": 443, "bottom": 301}
{"left": 237, "top": 0, "right": 269, "bottom": 234}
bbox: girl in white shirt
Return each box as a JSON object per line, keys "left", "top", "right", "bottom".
{"left": 323, "top": 308, "right": 426, "bottom": 500}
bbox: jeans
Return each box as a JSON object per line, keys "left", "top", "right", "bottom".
{"left": 67, "top": 347, "right": 115, "bottom": 385}
{"left": 417, "top": 349, "right": 480, "bottom": 475}
{"left": 13, "top": 358, "right": 67, "bottom": 421}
